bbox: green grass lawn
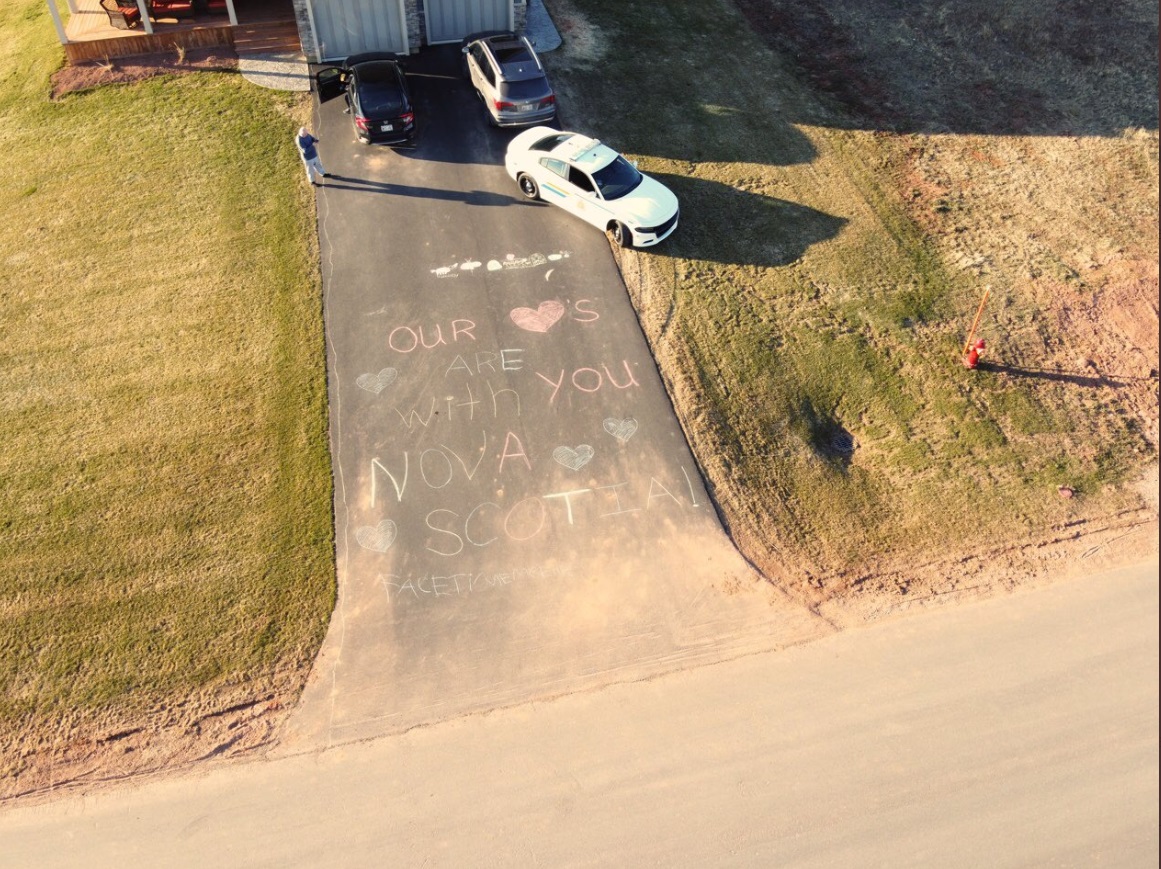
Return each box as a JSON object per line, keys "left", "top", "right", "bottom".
{"left": 545, "top": 0, "right": 1156, "bottom": 589}
{"left": 0, "top": 2, "right": 334, "bottom": 773}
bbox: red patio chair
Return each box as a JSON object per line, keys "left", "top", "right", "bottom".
{"left": 148, "top": 0, "right": 195, "bottom": 20}
{"left": 100, "top": 0, "right": 141, "bottom": 29}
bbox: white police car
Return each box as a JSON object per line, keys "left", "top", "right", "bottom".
{"left": 504, "top": 127, "right": 679, "bottom": 248}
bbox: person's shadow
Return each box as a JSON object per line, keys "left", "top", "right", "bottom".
{"left": 320, "top": 174, "right": 520, "bottom": 206}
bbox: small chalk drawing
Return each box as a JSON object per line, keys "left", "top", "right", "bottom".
{"left": 431, "top": 251, "right": 569, "bottom": 277}
{"left": 552, "top": 444, "right": 595, "bottom": 471}
{"left": 603, "top": 418, "right": 639, "bottom": 443}
{"left": 356, "top": 368, "right": 399, "bottom": 394}
{"left": 355, "top": 520, "right": 398, "bottom": 552}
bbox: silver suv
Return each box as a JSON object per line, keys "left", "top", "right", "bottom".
{"left": 460, "top": 31, "right": 557, "bottom": 127}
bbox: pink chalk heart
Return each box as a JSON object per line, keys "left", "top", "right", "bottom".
{"left": 510, "top": 300, "right": 566, "bottom": 333}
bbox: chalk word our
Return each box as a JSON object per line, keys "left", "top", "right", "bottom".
{"left": 384, "top": 301, "right": 599, "bottom": 354}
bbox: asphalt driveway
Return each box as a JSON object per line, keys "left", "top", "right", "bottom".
{"left": 278, "top": 47, "right": 828, "bottom": 752}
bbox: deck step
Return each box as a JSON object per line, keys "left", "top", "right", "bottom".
{"left": 233, "top": 20, "right": 301, "bottom": 56}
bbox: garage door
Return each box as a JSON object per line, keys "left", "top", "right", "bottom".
{"left": 425, "top": 0, "right": 512, "bottom": 44}
{"left": 311, "top": 0, "right": 408, "bottom": 61}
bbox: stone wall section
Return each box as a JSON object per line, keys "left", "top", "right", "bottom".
{"left": 405, "top": 2, "right": 423, "bottom": 53}
{"left": 290, "top": 0, "right": 319, "bottom": 61}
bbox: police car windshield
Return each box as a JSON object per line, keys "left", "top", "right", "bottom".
{"left": 591, "top": 156, "right": 642, "bottom": 200}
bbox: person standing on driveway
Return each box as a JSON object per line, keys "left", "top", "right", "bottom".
{"left": 296, "top": 126, "right": 326, "bottom": 186}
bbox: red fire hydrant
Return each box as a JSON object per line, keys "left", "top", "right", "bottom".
{"left": 964, "top": 338, "right": 986, "bottom": 370}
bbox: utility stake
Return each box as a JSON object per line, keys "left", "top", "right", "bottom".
{"left": 962, "top": 286, "right": 991, "bottom": 357}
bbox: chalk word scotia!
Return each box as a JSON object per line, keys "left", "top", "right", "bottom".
{"left": 420, "top": 468, "right": 704, "bottom": 557}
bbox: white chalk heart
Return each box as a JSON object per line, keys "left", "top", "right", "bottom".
{"left": 603, "top": 418, "right": 639, "bottom": 443}
{"left": 356, "top": 368, "right": 398, "bottom": 394}
{"left": 355, "top": 520, "right": 397, "bottom": 552}
{"left": 510, "top": 300, "right": 566, "bottom": 333}
{"left": 552, "top": 444, "right": 594, "bottom": 471}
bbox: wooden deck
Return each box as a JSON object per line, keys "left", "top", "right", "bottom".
{"left": 61, "top": 0, "right": 298, "bottom": 64}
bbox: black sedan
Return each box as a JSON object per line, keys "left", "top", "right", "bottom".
{"left": 316, "top": 53, "right": 415, "bottom": 146}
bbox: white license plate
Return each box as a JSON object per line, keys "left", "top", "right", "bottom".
{"left": 381, "top": 123, "right": 394, "bottom": 131}
{"left": 517, "top": 104, "right": 534, "bottom": 112}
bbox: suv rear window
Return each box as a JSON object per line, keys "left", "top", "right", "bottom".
{"left": 499, "top": 79, "right": 550, "bottom": 101}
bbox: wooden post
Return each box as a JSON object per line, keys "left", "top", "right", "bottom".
{"left": 963, "top": 286, "right": 991, "bottom": 356}
{"left": 46, "top": 0, "right": 69, "bottom": 44}
{"left": 135, "top": 0, "right": 154, "bottom": 35}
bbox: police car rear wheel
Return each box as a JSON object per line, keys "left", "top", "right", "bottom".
{"left": 518, "top": 173, "right": 540, "bottom": 200}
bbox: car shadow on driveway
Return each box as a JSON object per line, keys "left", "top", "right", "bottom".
{"left": 652, "top": 173, "right": 848, "bottom": 267}
{"left": 321, "top": 174, "right": 523, "bottom": 206}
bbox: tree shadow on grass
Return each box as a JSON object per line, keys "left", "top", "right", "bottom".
{"left": 733, "top": 0, "right": 1159, "bottom": 137}
{"left": 653, "top": 173, "right": 847, "bottom": 268}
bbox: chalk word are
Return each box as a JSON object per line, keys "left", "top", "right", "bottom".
{"left": 371, "top": 430, "right": 533, "bottom": 506}
{"left": 445, "top": 349, "right": 525, "bottom": 377}
{"left": 430, "top": 251, "right": 570, "bottom": 278}
{"left": 422, "top": 469, "right": 704, "bottom": 557}
{"left": 379, "top": 564, "right": 574, "bottom": 600}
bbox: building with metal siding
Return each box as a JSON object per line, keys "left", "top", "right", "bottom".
{"left": 291, "top": 0, "right": 527, "bottom": 61}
